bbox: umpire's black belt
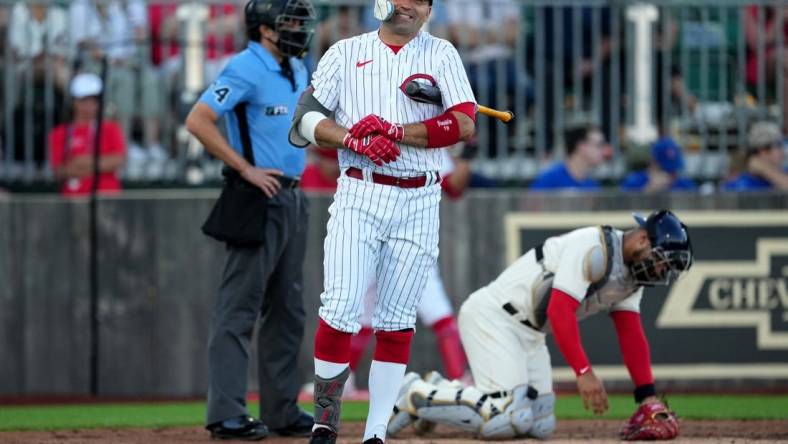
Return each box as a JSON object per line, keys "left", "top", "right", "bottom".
{"left": 277, "top": 176, "right": 300, "bottom": 189}
{"left": 228, "top": 175, "right": 299, "bottom": 190}
{"left": 223, "top": 166, "right": 300, "bottom": 190}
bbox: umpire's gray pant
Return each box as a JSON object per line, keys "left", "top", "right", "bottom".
{"left": 206, "top": 188, "right": 308, "bottom": 428}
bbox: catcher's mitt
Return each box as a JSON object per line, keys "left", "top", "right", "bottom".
{"left": 619, "top": 400, "right": 679, "bottom": 441}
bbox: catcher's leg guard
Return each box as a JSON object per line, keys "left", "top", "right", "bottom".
{"left": 412, "top": 371, "right": 458, "bottom": 435}
{"left": 411, "top": 382, "right": 486, "bottom": 433}
{"left": 528, "top": 392, "right": 556, "bottom": 439}
{"left": 314, "top": 367, "right": 350, "bottom": 433}
{"left": 479, "top": 385, "right": 538, "bottom": 440}
{"left": 387, "top": 372, "right": 422, "bottom": 436}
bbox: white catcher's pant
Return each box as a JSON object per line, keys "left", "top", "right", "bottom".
{"left": 458, "top": 287, "right": 553, "bottom": 395}
{"left": 319, "top": 172, "right": 442, "bottom": 333}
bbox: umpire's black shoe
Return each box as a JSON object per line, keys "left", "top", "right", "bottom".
{"left": 362, "top": 436, "right": 384, "bottom": 444}
{"left": 207, "top": 415, "right": 269, "bottom": 441}
{"left": 270, "top": 410, "right": 314, "bottom": 437}
{"left": 308, "top": 426, "right": 337, "bottom": 444}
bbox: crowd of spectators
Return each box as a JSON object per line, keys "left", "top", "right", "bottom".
{"left": 1, "top": 0, "right": 245, "bottom": 186}
{"left": 0, "top": 0, "right": 785, "bottom": 195}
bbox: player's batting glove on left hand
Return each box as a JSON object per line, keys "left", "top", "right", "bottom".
{"left": 349, "top": 114, "right": 404, "bottom": 142}
{"left": 619, "top": 400, "right": 679, "bottom": 440}
{"left": 343, "top": 133, "right": 400, "bottom": 166}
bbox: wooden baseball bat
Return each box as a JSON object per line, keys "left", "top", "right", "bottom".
{"left": 404, "top": 80, "right": 514, "bottom": 124}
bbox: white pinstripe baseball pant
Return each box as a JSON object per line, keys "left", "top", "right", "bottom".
{"left": 318, "top": 170, "right": 442, "bottom": 333}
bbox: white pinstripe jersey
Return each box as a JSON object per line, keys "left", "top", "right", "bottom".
{"left": 311, "top": 30, "right": 476, "bottom": 175}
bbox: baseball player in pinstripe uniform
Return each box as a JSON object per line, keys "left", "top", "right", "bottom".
{"left": 342, "top": 148, "right": 473, "bottom": 396}
{"left": 388, "top": 210, "right": 693, "bottom": 440}
{"left": 290, "top": 0, "right": 476, "bottom": 442}
{"left": 301, "top": 148, "right": 472, "bottom": 397}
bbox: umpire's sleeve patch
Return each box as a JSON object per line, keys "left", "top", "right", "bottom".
{"left": 212, "top": 85, "right": 232, "bottom": 104}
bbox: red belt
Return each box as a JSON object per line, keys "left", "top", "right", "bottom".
{"left": 345, "top": 167, "right": 438, "bottom": 188}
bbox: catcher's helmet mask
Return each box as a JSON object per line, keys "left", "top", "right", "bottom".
{"left": 630, "top": 210, "right": 693, "bottom": 286}
{"left": 245, "top": 0, "right": 316, "bottom": 58}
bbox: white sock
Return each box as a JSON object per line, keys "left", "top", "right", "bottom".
{"left": 314, "top": 358, "right": 349, "bottom": 379}
{"left": 363, "top": 360, "right": 406, "bottom": 442}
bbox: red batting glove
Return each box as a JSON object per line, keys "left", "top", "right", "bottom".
{"left": 343, "top": 133, "right": 401, "bottom": 166}
{"left": 349, "top": 114, "right": 405, "bottom": 142}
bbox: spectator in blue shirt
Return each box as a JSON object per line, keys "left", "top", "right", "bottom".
{"left": 621, "top": 137, "right": 697, "bottom": 192}
{"left": 723, "top": 121, "right": 788, "bottom": 191}
{"left": 529, "top": 121, "right": 612, "bottom": 190}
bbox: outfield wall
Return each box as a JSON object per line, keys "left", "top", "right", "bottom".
{"left": 1, "top": 191, "right": 786, "bottom": 397}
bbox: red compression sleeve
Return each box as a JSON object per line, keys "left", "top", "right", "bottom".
{"left": 610, "top": 310, "right": 654, "bottom": 387}
{"left": 448, "top": 102, "right": 477, "bottom": 123}
{"left": 424, "top": 112, "right": 460, "bottom": 148}
{"left": 546, "top": 289, "right": 591, "bottom": 376}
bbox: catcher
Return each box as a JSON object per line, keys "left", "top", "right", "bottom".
{"left": 389, "top": 210, "right": 691, "bottom": 440}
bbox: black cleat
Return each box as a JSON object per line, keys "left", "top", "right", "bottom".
{"left": 309, "top": 426, "right": 337, "bottom": 444}
{"left": 207, "top": 415, "right": 269, "bottom": 441}
{"left": 270, "top": 410, "right": 314, "bottom": 437}
{"left": 362, "top": 437, "right": 384, "bottom": 444}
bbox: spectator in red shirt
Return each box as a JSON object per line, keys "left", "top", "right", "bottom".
{"left": 49, "top": 73, "right": 126, "bottom": 197}
{"left": 300, "top": 147, "right": 340, "bottom": 192}
{"left": 148, "top": 2, "right": 238, "bottom": 79}
{"left": 744, "top": 5, "right": 788, "bottom": 131}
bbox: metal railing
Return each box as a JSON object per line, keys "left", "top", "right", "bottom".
{"left": 0, "top": 0, "right": 785, "bottom": 186}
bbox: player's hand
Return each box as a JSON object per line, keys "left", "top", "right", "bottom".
{"left": 349, "top": 114, "right": 404, "bottom": 142}
{"left": 748, "top": 156, "right": 775, "bottom": 177}
{"left": 343, "top": 133, "right": 400, "bottom": 166}
{"left": 645, "top": 169, "right": 673, "bottom": 193}
{"left": 65, "top": 155, "right": 94, "bottom": 178}
{"left": 577, "top": 370, "right": 609, "bottom": 415}
{"left": 240, "top": 165, "right": 283, "bottom": 198}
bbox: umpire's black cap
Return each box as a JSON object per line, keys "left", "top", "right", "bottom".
{"left": 244, "top": 0, "right": 316, "bottom": 57}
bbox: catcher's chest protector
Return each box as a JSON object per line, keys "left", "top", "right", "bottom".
{"left": 532, "top": 226, "right": 640, "bottom": 329}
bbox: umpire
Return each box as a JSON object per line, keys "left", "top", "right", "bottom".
{"left": 185, "top": 0, "right": 316, "bottom": 440}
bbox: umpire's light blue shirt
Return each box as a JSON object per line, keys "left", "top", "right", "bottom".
{"left": 199, "top": 42, "right": 308, "bottom": 177}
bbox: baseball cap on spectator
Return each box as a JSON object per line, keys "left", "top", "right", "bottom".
{"left": 747, "top": 121, "right": 782, "bottom": 151}
{"left": 651, "top": 137, "right": 684, "bottom": 173}
{"left": 70, "top": 73, "right": 103, "bottom": 99}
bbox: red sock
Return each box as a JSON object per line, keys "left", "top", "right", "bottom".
{"left": 373, "top": 329, "right": 414, "bottom": 364}
{"left": 314, "top": 318, "right": 352, "bottom": 363}
{"left": 432, "top": 316, "right": 468, "bottom": 380}
{"left": 349, "top": 326, "right": 374, "bottom": 371}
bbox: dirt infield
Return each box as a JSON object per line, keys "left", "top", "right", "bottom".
{"left": 1, "top": 420, "right": 787, "bottom": 444}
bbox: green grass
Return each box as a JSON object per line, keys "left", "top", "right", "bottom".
{"left": 0, "top": 401, "right": 367, "bottom": 432}
{"left": 554, "top": 394, "right": 788, "bottom": 420}
{"left": 0, "top": 395, "right": 786, "bottom": 431}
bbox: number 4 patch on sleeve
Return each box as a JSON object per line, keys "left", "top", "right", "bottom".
{"left": 213, "top": 86, "right": 231, "bottom": 104}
